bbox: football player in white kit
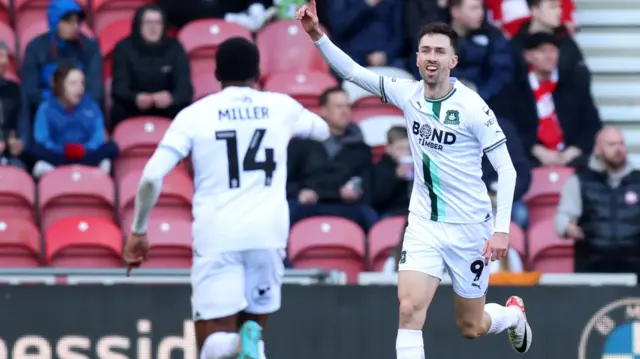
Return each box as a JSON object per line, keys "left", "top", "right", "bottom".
{"left": 122, "top": 37, "right": 330, "bottom": 359}
{"left": 297, "top": 1, "right": 532, "bottom": 358}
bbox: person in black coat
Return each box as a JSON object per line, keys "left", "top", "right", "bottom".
{"left": 493, "top": 33, "right": 601, "bottom": 168}
{"left": 110, "top": 4, "right": 193, "bottom": 130}
{"left": 287, "top": 87, "right": 378, "bottom": 231}
{"left": 482, "top": 118, "right": 532, "bottom": 228}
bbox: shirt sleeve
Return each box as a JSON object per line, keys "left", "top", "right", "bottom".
{"left": 286, "top": 95, "right": 330, "bottom": 141}
{"left": 158, "top": 109, "right": 193, "bottom": 159}
{"left": 379, "top": 76, "right": 418, "bottom": 109}
{"left": 470, "top": 103, "right": 507, "bottom": 153}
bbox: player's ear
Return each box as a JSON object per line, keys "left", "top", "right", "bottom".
{"left": 449, "top": 54, "right": 458, "bottom": 69}
{"left": 415, "top": 52, "right": 420, "bottom": 68}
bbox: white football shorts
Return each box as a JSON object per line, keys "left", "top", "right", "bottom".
{"left": 398, "top": 212, "right": 493, "bottom": 299}
{"left": 191, "top": 248, "right": 285, "bottom": 321}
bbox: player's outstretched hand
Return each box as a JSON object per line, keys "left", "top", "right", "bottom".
{"left": 482, "top": 232, "right": 509, "bottom": 265}
{"left": 123, "top": 233, "right": 149, "bottom": 276}
{"left": 296, "top": 0, "right": 324, "bottom": 41}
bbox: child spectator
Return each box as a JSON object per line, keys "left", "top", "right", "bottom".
{"left": 372, "top": 126, "right": 412, "bottom": 217}
{"left": 29, "top": 64, "right": 118, "bottom": 178}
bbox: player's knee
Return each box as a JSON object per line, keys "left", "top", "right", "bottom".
{"left": 456, "top": 318, "right": 483, "bottom": 339}
{"left": 398, "top": 298, "right": 425, "bottom": 322}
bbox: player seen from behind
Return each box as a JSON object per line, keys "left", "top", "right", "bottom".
{"left": 296, "top": 1, "right": 532, "bottom": 358}
{"left": 122, "top": 37, "right": 330, "bottom": 359}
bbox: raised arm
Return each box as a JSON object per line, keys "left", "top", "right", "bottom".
{"left": 297, "top": 0, "right": 381, "bottom": 97}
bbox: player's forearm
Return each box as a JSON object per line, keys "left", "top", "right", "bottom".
{"left": 486, "top": 144, "right": 516, "bottom": 233}
{"left": 130, "top": 147, "right": 182, "bottom": 234}
{"left": 130, "top": 175, "right": 162, "bottom": 235}
{"left": 313, "top": 35, "right": 381, "bottom": 97}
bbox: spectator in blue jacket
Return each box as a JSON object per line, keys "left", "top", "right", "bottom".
{"left": 449, "top": 0, "right": 513, "bottom": 106}
{"left": 22, "top": 0, "right": 103, "bottom": 120}
{"left": 29, "top": 64, "right": 117, "bottom": 179}
{"left": 326, "top": 0, "right": 404, "bottom": 69}
{"left": 482, "top": 118, "right": 532, "bottom": 228}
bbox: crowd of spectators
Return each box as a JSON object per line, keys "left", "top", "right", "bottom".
{"left": 4, "top": 0, "right": 632, "bottom": 276}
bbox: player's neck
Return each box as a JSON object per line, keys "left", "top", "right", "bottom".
{"left": 528, "top": 20, "right": 553, "bottom": 34}
{"left": 221, "top": 81, "right": 255, "bottom": 89}
{"left": 423, "top": 81, "right": 453, "bottom": 101}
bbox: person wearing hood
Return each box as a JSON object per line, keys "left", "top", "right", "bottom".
{"left": 509, "top": 0, "right": 585, "bottom": 77}
{"left": 287, "top": 87, "right": 378, "bottom": 231}
{"left": 28, "top": 64, "right": 118, "bottom": 179}
{"left": 110, "top": 4, "right": 193, "bottom": 130}
{"left": 555, "top": 127, "right": 640, "bottom": 273}
{"left": 22, "top": 0, "right": 103, "bottom": 120}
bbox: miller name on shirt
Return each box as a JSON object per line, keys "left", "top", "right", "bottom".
{"left": 218, "top": 106, "right": 270, "bottom": 121}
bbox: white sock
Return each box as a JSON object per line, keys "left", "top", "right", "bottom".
{"left": 259, "top": 340, "right": 266, "bottom": 359}
{"left": 396, "top": 329, "right": 425, "bottom": 359}
{"left": 484, "top": 303, "right": 522, "bottom": 334}
{"left": 200, "top": 332, "right": 239, "bottom": 359}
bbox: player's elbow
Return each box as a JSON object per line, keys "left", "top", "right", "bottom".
{"left": 311, "top": 121, "right": 330, "bottom": 141}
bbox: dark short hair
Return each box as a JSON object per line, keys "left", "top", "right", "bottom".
{"left": 319, "top": 87, "right": 346, "bottom": 107}
{"left": 387, "top": 126, "right": 408, "bottom": 144}
{"left": 215, "top": 37, "right": 260, "bottom": 83}
{"left": 523, "top": 32, "right": 558, "bottom": 50}
{"left": 52, "top": 63, "right": 83, "bottom": 98}
{"left": 417, "top": 22, "right": 459, "bottom": 52}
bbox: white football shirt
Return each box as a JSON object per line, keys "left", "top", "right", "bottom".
{"left": 158, "top": 86, "right": 329, "bottom": 255}
{"left": 380, "top": 77, "right": 506, "bottom": 223}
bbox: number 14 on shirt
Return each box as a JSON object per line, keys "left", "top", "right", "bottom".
{"left": 215, "top": 129, "right": 277, "bottom": 189}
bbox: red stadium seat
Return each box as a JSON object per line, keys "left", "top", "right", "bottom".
{"left": 178, "top": 19, "right": 252, "bottom": 87}
{"left": 257, "top": 21, "right": 329, "bottom": 81}
{"left": 528, "top": 218, "right": 574, "bottom": 273}
{"left": 0, "top": 0, "right": 9, "bottom": 27}
{"left": 0, "top": 219, "right": 42, "bottom": 267}
{"left": 98, "top": 19, "right": 132, "bottom": 79}
{"left": 92, "top": 0, "right": 151, "bottom": 35}
{"left": 368, "top": 216, "right": 406, "bottom": 271}
{"left": 45, "top": 217, "right": 122, "bottom": 267}
{"left": 141, "top": 218, "right": 192, "bottom": 268}
{"left": 112, "top": 116, "right": 183, "bottom": 182}
{"left": 289, "top": 216, "right": 366, "bottom": 283}
{"left": 509, "top": 221, "right": 527, "bottom": 263}
{"left": 524, "top": 166, "right": 575, "bottom": 226}
{"left": 38, "top": 165, "right": 115, "bottom": 231}
{"left": 0, "top": 166, "right": 35, "bottom": 221}
{"left": 263, "top": 71, "right": 337, "bottom": 107}
{"left": 118, "top": 170, "right": 193, "bottom": 232}
{"left": 192, "top": 73, "right": 222, "bottom": 101}
{"left": 18, "top": 19, "right": 95, "bottom": 61}
{"left": 352, "top": 105, "right": 403, "bottom": 123}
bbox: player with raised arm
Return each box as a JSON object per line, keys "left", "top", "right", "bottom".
{"left": 121, "top": 37, "right": 330, "bottom": 359}
{"left": 296, "top": 1, "right": 532, "bottom": 358}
